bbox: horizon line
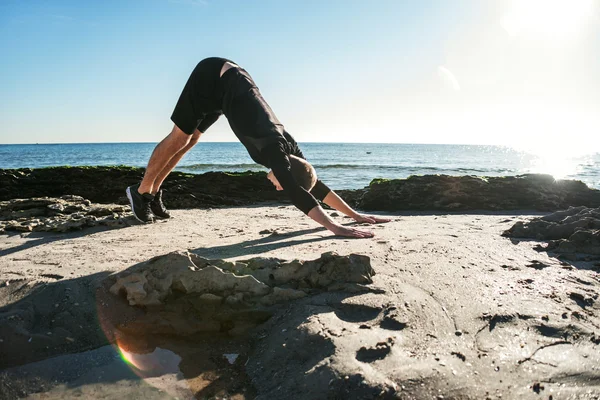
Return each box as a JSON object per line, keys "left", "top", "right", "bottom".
{"left": 0, "top": 141, "right": 517, "bottom": 147}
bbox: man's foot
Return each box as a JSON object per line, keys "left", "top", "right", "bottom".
{"left": 150, "top": 190, "right": 171, "bottom": 219}
{"left": 126, "top": 184, "right": 154, "bottom": 223}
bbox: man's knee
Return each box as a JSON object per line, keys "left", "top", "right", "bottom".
{"left": 168, "top": 125, "right": 194, "bottom": 147}
{"left": 188, "top": 129, "right": 203, "bottom": 146}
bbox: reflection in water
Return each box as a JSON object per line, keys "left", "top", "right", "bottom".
{"left": 90, "top": 268, "right": 256, "bottom": 399}
{"left": 1, "top": 334, "right": 255, "bottom": 400}
{"left": 118, "top": 342, "right": 182, "bottom": 377}
{"left": 115, "top": 343, "right": 194, "bottom": 399}
{"left": 0, "top": 344, "right": 181, "bottom": 400}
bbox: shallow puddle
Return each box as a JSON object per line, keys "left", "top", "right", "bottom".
{"left": 0, "top": 335, "right": 255, "bottom": 400}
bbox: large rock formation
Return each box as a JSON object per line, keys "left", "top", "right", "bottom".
{"left": 101, "top": 251, "right": 376, "bottom": 338}
{"left": 0, "top": 252, "right": 375, "bottom": 370}
{"left": 0, "top": 195, "right": 130, "bottom": 233}
{"left": 352, "top": 174, "right": 600, "bottom": 212}
{"left": 503, "top": 206, "right": 600, "bottom": 260}
{"left": 103, "top": 250, "right": 600, "bottom": 399}
{"left": 100, "top": 251, "right": 474, "bottom": 399}
{"left": 3, "top": 167, "right": 600, "bottom": 212}
{"left": 0, "top": 167, "right": 285, "bottom": 208}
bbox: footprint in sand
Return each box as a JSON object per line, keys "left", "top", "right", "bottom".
{"left": 356, "top": 337, "right": 395, "bottom": 363}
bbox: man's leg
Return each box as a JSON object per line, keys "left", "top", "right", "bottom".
{"left": 150, "top": 129, "right": 203, "bottom": 194}
{"left": 127, "top": 125, "right": 192, "bottom": 222}
{"left": 138, "top": 125, "right": 193, "bottom": 195}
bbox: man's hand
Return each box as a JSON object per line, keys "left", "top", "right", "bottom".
{"left": 307, "top": 205, "right": 374, "bottom": 238}
{"left": 353, "top": 213, "right": 392, "bottom": 224}
{"left": 330, "top": 224, "right": 374, "bottom": 238}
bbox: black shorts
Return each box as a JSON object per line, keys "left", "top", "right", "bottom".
{"left": 170, "top": 57, "right": 231, "bottom": 135}
{"left": 220, "top": 68, "right": 286, "bottom": 155}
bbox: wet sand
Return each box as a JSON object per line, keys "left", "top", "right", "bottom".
{"left": 1, "top": 205, "right": 599, "bottom": 399}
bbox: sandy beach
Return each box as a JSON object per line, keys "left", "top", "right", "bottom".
{"left": 1, "top": 203, "right": 599, "bottom": 399}
{"left": 3, "top": 0, "right": 600, "bottom": 397}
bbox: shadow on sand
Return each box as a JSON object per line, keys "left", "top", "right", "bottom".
{"left": 0, "top": 240, "right": 376, "bottom": 400}
{"left": 0, "top": 216, "right": 145, "bottom": 257}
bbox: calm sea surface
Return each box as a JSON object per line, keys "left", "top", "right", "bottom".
{"left": 0, "top": 142, "right": 598, "bottom": 190}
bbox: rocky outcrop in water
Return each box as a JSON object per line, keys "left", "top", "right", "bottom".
{"left": 352, "top": 174, "right": 600, "bottom": 212}
{"left": 0, "top": 167, "right": 285, "bottom": 208}
{"left": 503, "top": 206, "right": 600, "bottom": 260}
{"left": 101, "top": 251, "right": 376, "bottom": 337}
{"left": 0, "top": 196, "right": 130, "bottom": 233}
{"left": 2, "top": 167, "right": 600, "bottom": 212}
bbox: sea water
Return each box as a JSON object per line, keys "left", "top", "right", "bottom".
{"left": 0, "top": 142, "right": 598, "bottom": 190}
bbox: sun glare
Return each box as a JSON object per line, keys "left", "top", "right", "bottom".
{"left": 529, "top": 150, "right": 580, "bottom": 180}
{"left": 501, "top": 0, "right": 595, "bottom": 38}
{"left": 513, "top": 140, "right": 592, "bottom": 181}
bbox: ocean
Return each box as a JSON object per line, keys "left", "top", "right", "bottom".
{"left": 0, "top": 142, "right": 598, "bottom": 190}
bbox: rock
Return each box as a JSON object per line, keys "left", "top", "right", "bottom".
{"left": 503, "top": 206, "right": 600, "bottom": 257}
{"left": 353, "top": 175, "right": 600, "bottom": 212}
{"left": 0, "top": 167, "right": 286, "bottom": 208}
{"left": 109, "top": 274, "right": 151, "bottom": 305}
{"left": 0, "top": 196, "right": 131, "bottom": 233}
{"left": 2, "top": 168, "right": 599, "bottom": 212}
{"left": 197, "top": 293, "right": 224, "bottom": 305}
{"left": 261, "top": 287, "right": 307, "bottom": 306}
{"left": 101, "top": 251, "right": 377, "bottom": 336}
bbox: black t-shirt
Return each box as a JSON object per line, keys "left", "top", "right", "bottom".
{"left": 223, "top": 68, "right": 331, "bottom": 213}
{"left": 171, "top": 58, "right": 330, "bottom": 214}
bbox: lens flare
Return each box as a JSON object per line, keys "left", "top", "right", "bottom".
{"left": 115, "top": 339, "right": 182, "bottom": 377}
{"left": 95, "top": 291, "right": 193, "bottom": 397}
{"left": 437, "top": 66, "right": 461, "bottom": 92}
{"left": 113, "top": 338, "right": 196, "bottom": 398}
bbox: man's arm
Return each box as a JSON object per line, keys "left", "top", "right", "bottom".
{"left": 280, "top": 132, "right": 388, "bottom": 224}
{"left": 307, "top": 205, "right": 374, "bottom": 238}
{"left": 309, "top": 179, "right": 391, "bottom": 224}
{"left": 265, "top": 143, "right": 374, "bottom": 238}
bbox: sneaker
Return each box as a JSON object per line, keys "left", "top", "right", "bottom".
{"left": 126, "top": 184, "right": 154, "bottom": 223}
{"left": 150, "top": 189, "right": 171, "bottom": 219}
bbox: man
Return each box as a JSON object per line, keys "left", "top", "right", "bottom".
{"left": 126, "top": 57, "right": 388, "bottom": 238}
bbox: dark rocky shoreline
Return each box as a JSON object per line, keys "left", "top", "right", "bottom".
{"left": 503, "top": 206, "right": 600, "bottom": 261}
{"left": 0, "top": 167, "right": 286, "bottom": 209}
{"left": 2, "top": 166, "right": 600, "bottom": 212}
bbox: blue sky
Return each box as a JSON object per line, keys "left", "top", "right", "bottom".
{"left": 1, "top": 0, "right": 598, "bottom": 151}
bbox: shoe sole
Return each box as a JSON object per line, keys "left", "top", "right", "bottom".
{"left": 126, "top": 186, "right": 153, "bottom": 224}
